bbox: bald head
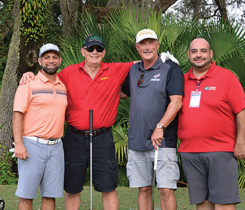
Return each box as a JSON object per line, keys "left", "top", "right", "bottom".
{"left": 188, "top": 37, "right": 213, "bottom": 71}
{"left": 189, "top": 38, "right": 211, "bottom": 51}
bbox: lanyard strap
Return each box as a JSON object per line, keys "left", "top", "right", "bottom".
{"left": 195, "top": 80, "right": 202, "bottom": 91}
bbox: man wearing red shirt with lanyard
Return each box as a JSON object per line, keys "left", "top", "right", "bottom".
{"left": 178, "top": 38, "right": 245, "bottom": 210}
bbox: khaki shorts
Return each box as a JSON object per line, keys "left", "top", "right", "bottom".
{"left": 127, "top": 148, "right": 179, "bottom": 189}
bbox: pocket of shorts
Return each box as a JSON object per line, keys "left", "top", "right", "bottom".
{"left": 167, "top": 153, "right": 180, "bottom": 179}
{"left": 108, "top": 160, "right": 118, "bottom": 170}
{"left": 223, "top": 152, "right": 235, "bottom": 159}
{"left": 167, "top": 153, "right": 178, "bottom": 162}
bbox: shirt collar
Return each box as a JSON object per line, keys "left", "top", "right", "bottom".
{"left": 187, "top": 61, "right": 216, "bottom": 80}
{"left": 37, "top": 71, "right": 61, "bottom": 84}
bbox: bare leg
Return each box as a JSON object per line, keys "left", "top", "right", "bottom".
{"left": 65, "top": 192, "right": 81, "bottom": 210}
{"left": 159, "top": 188, "right": 176, "bottom": 210}
{"left": 138, "top": 186, "right": 152, "bottom": 210}
{"left": 197, "top": 200, "right": 214, "bottom": 210}
{"left": 102, "top": 190, "right": 118, "bottom": 210}
{"left": 18, "top": 198, "right": 33, "bottom": 210}
{"left": 215, "top": 204, "right": 236, "bottom": 210}
{"left": 41, "top": 197, "right": 55, "bottom": 210}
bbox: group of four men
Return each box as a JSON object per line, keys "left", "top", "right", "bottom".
{"left": 12, "top": 29, "right": 245, "bottom": 210}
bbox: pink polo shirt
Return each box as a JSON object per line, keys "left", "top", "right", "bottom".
{"left": 13, "top": 71, "right": 67, "bottom": 139}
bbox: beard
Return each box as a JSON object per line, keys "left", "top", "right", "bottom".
{"left": 42, "top": 66, "right": 59, "bottom": 75}
{"left": 189, "top": 58, "right": 211, "bottom": 69}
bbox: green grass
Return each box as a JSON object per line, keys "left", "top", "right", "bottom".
{"left": 0, "top": 185, "right": 245, "bottom": 209}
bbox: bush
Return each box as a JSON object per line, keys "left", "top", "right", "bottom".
{"left": 0, "top": 144, "right": 17, "bottom": 185}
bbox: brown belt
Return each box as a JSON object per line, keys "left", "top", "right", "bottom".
{"left": 69, "top": 125, "right": 111, "bottom": 137}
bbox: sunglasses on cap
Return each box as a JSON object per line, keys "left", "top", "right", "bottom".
{"left": 85, "top": 45, "right": 104, "bottom": 53}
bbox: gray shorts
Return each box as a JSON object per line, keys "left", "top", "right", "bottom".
{"left": 180, "top": 152, "right": 240, "bottom": 205}
{"left": 127, "top": 148, "right": 180, "bottom": 189}
{"left": 15, "top": 137, "right": 64, "bottom": 199}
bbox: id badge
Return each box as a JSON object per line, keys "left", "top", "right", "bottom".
{"left": 189, "top": 91, "right": 201, "bottom": 108}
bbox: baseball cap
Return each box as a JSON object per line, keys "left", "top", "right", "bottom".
{"left": 82, "top": 35, "right": 105, "bottom": 49}
{"left": 136, "top": 29, "right": 158, "bottom": 43}
{"left": 39, "top": 43, "right": 60, "bottom": 58}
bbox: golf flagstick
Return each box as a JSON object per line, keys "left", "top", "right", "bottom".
{"left": 89, "top": 110, "right": 93, "bottom": 210}
{"left": 151, "top": 146, "right": 159, "bottom": 210}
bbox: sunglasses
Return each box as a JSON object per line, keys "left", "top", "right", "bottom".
{"left": 85, "top": 45, "right": 104, "bottom": 53}
{"left": 137, "top": 71, "right": 145, "bottom": 87}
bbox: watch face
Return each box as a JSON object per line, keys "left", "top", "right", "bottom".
{"left": 157, "top": 123, "right": 163, "bottom": 128}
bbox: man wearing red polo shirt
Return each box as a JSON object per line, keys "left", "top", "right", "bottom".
{"left": 59, "top": 35, "right": 133, "bottom": 210}
{"left": 178, "top": 38, "right": 245, "bottom": 210}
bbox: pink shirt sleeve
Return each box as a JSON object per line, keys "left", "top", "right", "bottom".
{"left": 13, "top": 83, "right": 31, "bottom": 113}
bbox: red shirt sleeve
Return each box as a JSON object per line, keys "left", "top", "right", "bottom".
{"left": 226, "top": 71, "right": 245, "bottom": 114}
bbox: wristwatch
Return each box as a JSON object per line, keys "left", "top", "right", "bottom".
{"left": 156, "top": 123, "right": 166, "bottom": 130}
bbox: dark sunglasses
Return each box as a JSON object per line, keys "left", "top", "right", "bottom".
{"left": 137, "top": 71, "right": 145, "bottom": 87}
{"left": 85, "top": 45, "right": 104, "bottom": 53}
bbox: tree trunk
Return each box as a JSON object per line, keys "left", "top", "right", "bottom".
{"left": 214, "top": 0, "right": 229, "bottom": 23}
{"left": 191, "top": 0, "right": 202, "bottom": 21}
{"left": 0, "top": 0, "right": 20, "bottom": 156}
{"left": 153, "top": 0, "right": 178, "bottom": 12}
{"left": 0, "top": 0, "right": 44, "bottom": 158}
{"left": 60, "top": 0, "right": 80, "bottom": 36}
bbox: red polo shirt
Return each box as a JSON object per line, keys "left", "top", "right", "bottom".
{"left": 58, "top": 61, "right": 133, "bottom": 130}
{"left": 178, "top": 62, "right": 245, "bottom": 152}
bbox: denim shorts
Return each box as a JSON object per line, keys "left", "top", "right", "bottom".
{"left": 63, "top": 125, "right": 118, "bottom": 193}
{"left": 127, "top": 148, "right": 179, "bottom": 189}
{"left": 15, "top": 137, "right": 64, "bottom": 199}
{"left": 180, "top": 152, "right": 240, "bottom": 205}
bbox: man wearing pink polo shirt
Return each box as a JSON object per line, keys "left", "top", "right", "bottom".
{"left": 12, "top": 43, "right": 67, "bottom": 210}
{"left": 178, "top": 38, "right": 245, "bottom": 210}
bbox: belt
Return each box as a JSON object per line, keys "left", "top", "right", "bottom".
{"left": 69, "top": 125, "right": 111, "bottom": 137}
{"left": 24, "top": 136, "right": 61, "bottom": 145}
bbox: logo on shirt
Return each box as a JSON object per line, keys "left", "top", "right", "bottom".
{"left": 101, "top": 77, "right": 109, "bottom": 80}
{"left": 150, "top": 73, "right": 161, "bottom": 81}
{"left": 204, "top": 86, "right": 216, "bottom": 90}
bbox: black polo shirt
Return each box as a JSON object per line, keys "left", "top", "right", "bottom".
{"left": 122, "top": 56, "right": 184, "bottom": 151}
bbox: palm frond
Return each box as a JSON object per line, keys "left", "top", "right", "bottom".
{"left": 113, "top": 124, "right": 128, "bottom": 166}
{"left": 238, "top": 159, "right": 245, "bottom": 188}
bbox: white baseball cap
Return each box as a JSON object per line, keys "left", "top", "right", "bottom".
{"left": 39, "top": 43, "right": 60, "bottom": 57}
{"left": 136, "top": 29, "right": 158, "bottom": 43}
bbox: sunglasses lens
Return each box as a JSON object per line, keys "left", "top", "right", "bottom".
{"left": 96, "top": 46, "right": 104, "bottom": 52}
{"left": 86, "top": 46, "right": 104, "bottom": 53}
{"left": 86, "top": 46, "right": 94, "bottom": 52}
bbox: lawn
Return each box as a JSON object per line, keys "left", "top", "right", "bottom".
{"left": 0, "top": 185, "right": 244, "bottom": 210}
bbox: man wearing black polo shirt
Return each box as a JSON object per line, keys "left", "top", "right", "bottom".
{"left": 122, "top": 29, "right": 184, "bottom": 210}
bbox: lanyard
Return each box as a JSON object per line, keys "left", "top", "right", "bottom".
{"left": 195, "top": 80, "right": 202, "bottom": 91}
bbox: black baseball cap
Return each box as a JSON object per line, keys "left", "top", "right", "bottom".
{"left": 82, "top": 35, "right": 105, "bottom": 49}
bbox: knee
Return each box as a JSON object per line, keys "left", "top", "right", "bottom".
{"left": 65, "top": 192, "right": 80, "bottom": 200}
{"left": 139, "top": 186, "right": 152, "bottom": 194}
{"left": 159, "top": 188, "right": 174, "bottom": 198}
{"left": 42, "top": 197, "right": 55, "bottom": 201}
